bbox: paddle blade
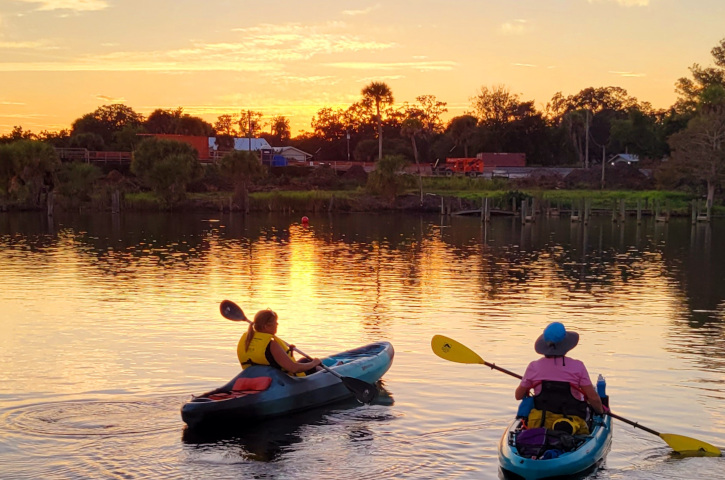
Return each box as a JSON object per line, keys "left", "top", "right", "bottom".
{"left": 660, "top": 433, "right": 721, "bottom": 456}
{"left": 342, "top": 377, "right": 378, "bottom": 404}
{"left": 431, "top": 335, "right": 485, "bottom": 365}
{"left": 220, "top": 300, "right": 248, "bottom": 322}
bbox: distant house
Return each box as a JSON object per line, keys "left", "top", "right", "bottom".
{"left": 609, "top": 153, "right": 639, "bottom": 166}
{"left": 209, "top": 137, "right": 272, "bottom": 153}
{"left": 272, "top": 146, "right": 313, "bottom": 162}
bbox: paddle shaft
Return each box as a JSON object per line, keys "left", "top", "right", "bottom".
{"left": 287, "top": 344, "right": 343, "bottom": 379}
{"left": 482, "top": 360, "right": 523, "bottom": 380}
{"left": 606, "top": 411, "right": 660, "bottom": 435}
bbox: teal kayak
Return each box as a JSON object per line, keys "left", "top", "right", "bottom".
{"left": 181, "top": 341, "right": 394, "bottom": 430}
{"left": 498, "top": 407, "right": 613, "bottom": 479}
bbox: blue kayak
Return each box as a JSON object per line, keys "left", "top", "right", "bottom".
{"left": 498, "top": 406, "right": 613, "bottom": 479}
{"left": 181, "top": 341, "right": 394, "bottom": 430}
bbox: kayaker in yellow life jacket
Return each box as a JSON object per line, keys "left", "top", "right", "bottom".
{"left": 514, "top": 322, "right": 604, "bottom": 435}
{"left": 237, "top": 309, "right": 321, "bottom": 376}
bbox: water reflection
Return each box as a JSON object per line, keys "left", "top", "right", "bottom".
{"left": 2, "top": 212, "right": 725, "bottom": 479}
{"left": 182, "top": 387, "right": 394, "bottom": 463}
{"left": 2, "top": 212, "right": 724, "bottom": 369}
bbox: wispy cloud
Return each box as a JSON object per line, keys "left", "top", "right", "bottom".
{"left": 588, "top": 0, "right": 650, "bottom": 6}
{"left": 500, "top": 19, "right": 527, "bottom": 35}
{"left": 0, "top": 40, "right": 59, "bottom": 49}
{"left": 17, "top": 0, "right": 109, "bottom": 11}
{"left": 0, "top": 101, "right": 26, "bottom": 105}
{"left": 326, "top": 61, "right": 457, "bottom": 71}
{"left": 609, "top": 70, "right": 646, "bottom": 77}
{"left": 512, "top": 63, "right": 537, "bottom": 68}
{"left": 0, "top": 22, "right": 394, "bottom": 72}
{"left": 94, "top": 94, "right": 125, "bottom": 103}
{"left": 342, "top": 4, "right": 381, "bottom": 16}
{"left": 357, "top": 74, "right": 405, "bottom": 83}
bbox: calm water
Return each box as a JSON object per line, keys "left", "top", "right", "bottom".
{"left": 1, "top": 211, "right": 723, "bottom": 479}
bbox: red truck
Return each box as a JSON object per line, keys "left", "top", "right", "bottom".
{"left": 433, "top": 157, "right": 484, "bottom": 177}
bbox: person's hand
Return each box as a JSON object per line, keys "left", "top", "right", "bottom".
{"left": 602, "top": 405, "right": 610, "bottom": 414}
{"left": 286, "top": 344, "right": 296, "bottom": 354}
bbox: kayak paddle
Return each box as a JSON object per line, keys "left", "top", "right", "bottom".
{"left": 431, "top": 334, "right": 721, "bottom": 456}
{"left": 220, "top": 299, "right": 378, "bottom": 404}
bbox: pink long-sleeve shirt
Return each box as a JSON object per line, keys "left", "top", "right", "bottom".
{"left": 518, "top": 356, "right": 592, "bottom": 400}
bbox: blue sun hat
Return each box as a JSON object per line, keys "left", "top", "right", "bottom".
{"left": 534, "top": 322, "right": 579, "bottom": 356}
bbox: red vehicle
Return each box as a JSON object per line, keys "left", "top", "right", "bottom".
{"left": 433, "top": 157, "right": 484, "bottom": 177}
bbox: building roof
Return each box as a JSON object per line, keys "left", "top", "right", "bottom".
{"left": 208, "top": 137, "right": 272, "bottom": 151}
{"left": 272, "top": 146, "right": 313, "bottom": 159}
{"left": 610, "top": 153, "right": 640, "bottom": 164}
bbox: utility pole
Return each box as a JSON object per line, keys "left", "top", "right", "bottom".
{"left": 247, "top": 110, "right": 252, "bottom": 151}
{"left": 585, "top": 110, "right": 590, "bottom": 169}
{"left": 346, "top": 129, "right": 350, "bottom": 162}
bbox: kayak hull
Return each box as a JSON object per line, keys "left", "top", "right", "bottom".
{"left": 498, "top": 412, "right": 613, "bottom": 480}
{"left": 181, "top": 341, "right": 394, "bottom": 430}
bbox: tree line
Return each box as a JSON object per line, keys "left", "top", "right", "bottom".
{"left": 1, "top": 37, "right": 725, "bottom": 209}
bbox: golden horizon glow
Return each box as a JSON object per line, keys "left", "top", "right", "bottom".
{"left": 1, "top": 1, "right": 724, "bottom": 136}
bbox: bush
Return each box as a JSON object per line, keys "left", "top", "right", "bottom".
{"left": 56, "top": 162, "right": 103, "bottom": 204}
{"left": 366, "top": 155, "right": 410, "bottom": 201}
{"left": 131, "top": 138, "right": 202, "bottom": 206}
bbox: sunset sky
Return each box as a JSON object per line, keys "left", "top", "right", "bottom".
{"left": 1, "top": 0, "right": 724, "bottom": 137}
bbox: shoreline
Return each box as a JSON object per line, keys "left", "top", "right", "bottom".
{"left": 1, "top": 189, "right": 718, "bottom": 218}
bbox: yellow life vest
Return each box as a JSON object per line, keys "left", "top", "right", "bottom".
{"left": 527, "top": 408, "right": 590, "bottom": 435}
{"left": 237, "top": 331, "right": 304, "bottom": 377}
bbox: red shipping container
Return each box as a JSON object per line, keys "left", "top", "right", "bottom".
{"left": 476, "top": 152, "right": 526, "bottom": 167}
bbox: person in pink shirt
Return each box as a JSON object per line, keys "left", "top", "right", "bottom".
{"left": 515, "top": 322, "right": 604, "bottom": 433}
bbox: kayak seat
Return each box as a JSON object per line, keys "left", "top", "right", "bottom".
{"left": 206, "top": 376, "right": 272, "bottom": 401}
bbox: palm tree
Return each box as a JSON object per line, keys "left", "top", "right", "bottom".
{"left": 270, "top": 115, "right": 291, "bottom": 143}
{"left": 362, "top": 82, "right": 394, "bottom": 160}
{"left": 220, "top": 150, "right": 265, "bottom": 213}
{"left": 448, "top": 115, "right": 478, "bottom": 157}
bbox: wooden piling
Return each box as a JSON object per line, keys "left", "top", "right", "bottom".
{"left": 111, "top": 190, "right": 120, "bottom": 214}
{"left": 46, "top": 191, "right": 54, "bottom": 217}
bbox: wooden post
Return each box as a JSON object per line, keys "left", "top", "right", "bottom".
{"left": 440, "top": 197, "right": 445, "bottom": 215}
{"left": 328, "top": 194, "right": 335, "bottom": 213}
{"left": 571, "top": 200, "right": 580, "bottom": 223}
{"left": 521, "top": 200, "right": 527, "bottom": 225}
{"left": 620, "top": 199, "right": 625, "bottom": 223}
{"left": 46, "top": 191, "right": 54, "bottom": 217}
{"left": 691, "top": 199, "right": 697, "bottom": 225}
{"left": 637, "top": 199, "right": 642, "bottom": 225}
{"left": 111, "top": 190, "right": 120, "bottom": 214}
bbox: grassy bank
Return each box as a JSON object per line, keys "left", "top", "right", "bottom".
{"left": 116, "top": 187, "right": 714, "bottom": 216}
